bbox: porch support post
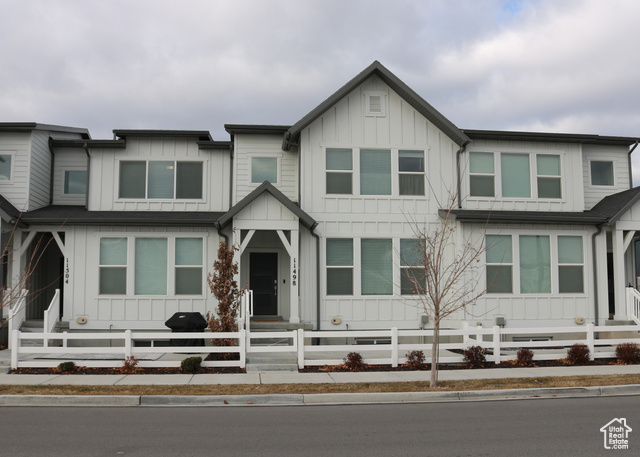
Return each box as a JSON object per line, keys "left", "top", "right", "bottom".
{"left": 594, "top": 230, "right": 608, "bottom": 324}
{"left": 232, "top": 229, "right": 243, "bottom": 295}
{"left": 276, "top": 229, "right": 300, "bottom": 324}
{"left": 612, "top": 228, "right": 626, "bottom": 320}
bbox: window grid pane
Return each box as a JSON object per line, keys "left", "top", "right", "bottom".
{"left": 100, "top": 238, "right": 127, "bottom": 265}
{"left": 175, "top": 238, "right": 203, "bottom": 266}
{"left": 64, "top": 170, "right": 87, "bottom": 194}
{"left": 360, "top": 149, "right": 391, "bottom": 195}
{"left": 135, "top": 238, "right": 168, "bottom": 295}
{"left": 0, "top": 155, "right": 11, "bottom": 181}
{"left": 119, "top": 161, "right": 146, "bottom": 198}
{"left": 361, "top": 238, "right": 392, "bottom": 295}
{"left": 175, "top": 267, "right": 202, "bottom": 295}
{"left": 501, "top": 153, "right": 531, "bottom": 198}
{"left": 252, "top": 157, "right": 277, "bottom": 183}
{"left": 176, "top": 162, "right": 203, "bottom": 199}
{"left": 519, "top": 235, "right": 550, "bottom": 293}
{"left": 148, "top": 161, "right": 175, "bottom": 199}
{"left": 591, "top": 161, "right": 614, "bottom": 186}
{"left": 326, "top": 148, "right": 353, "bottom": 171}
{"left": 326, "top": 172, "right": 352, "bottom": 194}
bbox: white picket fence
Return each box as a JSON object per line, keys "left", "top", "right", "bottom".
{"left": 10, "top": 323, "right": 640, "bottom": 370}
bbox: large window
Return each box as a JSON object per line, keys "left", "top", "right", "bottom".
{"left": 400, "top": 238, "right": 425, "bottom": 295}
{"left": 470, "top": 152, "right": 562, "bottom": 200}
{"left": 485, "top": 235, "right": 513, "bottom": 293}
{"left": 251, "top": 157, "right": 278, "bottom": 183}
{"left": 398, "top": 150, "right": 425, "bottom": 196}
{"left": 326, "top": 148, "right": 353, "bottom": 194}
{"left": 64, "top": 170, "right": 87, "bottom": 194}
{"left": 99, "top": 236, "right": 204, "bottom": 296}
{"left": 326, "top": 238, "right": 353, "bottom": 295}
{"left": 360, "top": 149, "right": 391, "bottom": 195}
{"left": 485, "top": 234, "right": 583, "bottom": 295}
{"left": 361, "top": 238, "right": 392, "bottom": 295}
{"left": 591, "top": 161, "right": 614, "bottom": 186}
{"left": 119, "top": 161, "right": 203, "bottom": 199}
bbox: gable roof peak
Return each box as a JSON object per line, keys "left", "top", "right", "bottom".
{"left": 282, "top": 61, "right": 469, "bottom": 150}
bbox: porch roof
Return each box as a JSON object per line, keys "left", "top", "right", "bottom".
{"left": 450, "top": 186, "right": 640, "bottom": 225}
{"left": 218, "top": 181, "right": 317, "bottom": 230}
{"left": 18, "top": 205, "right": 224, "bottom": 226}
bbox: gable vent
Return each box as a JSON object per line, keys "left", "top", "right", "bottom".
{"left": 365, "top": 91, "right": 387, "bottom": 117}
{"left": 369, "top": 95, "right": 382, "bottom": 113}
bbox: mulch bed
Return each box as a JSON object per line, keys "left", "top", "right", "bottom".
{"left": 300, "top": 358, "right": 620, "bottom": 373}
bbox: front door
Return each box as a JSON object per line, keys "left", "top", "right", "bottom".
{"left": 250, "top": 252, "right": 278, "bottom": 315}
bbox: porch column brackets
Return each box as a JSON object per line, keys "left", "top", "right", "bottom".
{"left": 623, "top": 230, "right": 636, "bottom": 253}
{"left": 238, "top": 229, "right": 256, "bottom": 256}
{"left": 14, "top": 231, "right": 37, "bottom": 256}
{"left": 52, "top": 232, "right": 66, "bottom": 256}
{"left": 276, "top": 230, "right": 294, "bottom": 257}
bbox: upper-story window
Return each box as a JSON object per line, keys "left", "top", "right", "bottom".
{"left": 64, "top": 170, "right": 87, "bottom": 195}
{"left": 0, "top": 154, "right": 13, "bottom": 181}
{"left": 360, "top": 149, "right": 391, "bottom": 195}
{"left": 326, "top": 148, "right": 353, "bottom": 194}
{"left": 251, "top": 157, "right": 278, "bottom": 184}
{"left": 399, "top": 150, "right": 425, "bottom": 196}
{"left": 590, "top": 160, "right": 614, "bottom": 186}
{"left": 119, "top": 161, "right": 203, "bottom": 199}
{"left": 469, "top": 151, "right": 562, "bottom": 199}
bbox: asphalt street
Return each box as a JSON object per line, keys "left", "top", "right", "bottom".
{"left": 1, "top": 395, "right": 638, "bottom": 456}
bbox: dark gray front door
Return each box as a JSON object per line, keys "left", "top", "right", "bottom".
{"left": 250, "top": 252, "right": 278, "bottom": 315}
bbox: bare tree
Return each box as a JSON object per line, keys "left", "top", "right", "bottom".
{"left": 402, "top": 192, "right": 489, "bottom": 388}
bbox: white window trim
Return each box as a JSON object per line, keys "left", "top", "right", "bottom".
{"left": 116, "top": 159, "right": 206, "bottom": 202}
{"left": 98, "top": 234, "right": 206, "bottom": 297}
{"left": 485, "top": 231, "right": 586, "bottom": 296}
{"left": 61, "top": 168, "right": 88, "bottom": 195}
{"left": 397, "top": 149, "right": 428, "bottom": 197}
{"left": 0, "top": 151, "right": 16, "bottom": 184}
{"left": 588, "top": 159, "right": 616, "bottom": 188}
{"left": 467, "top": 148, "right": 566, "bottom": 202}
{"left": 364, "top": 90, "right": 388, "bottom": 117}
{"left": 248, "top": 153, "right": 282, "bottom": 185}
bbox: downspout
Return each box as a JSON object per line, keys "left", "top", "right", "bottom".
{"left": 47, "top": 138, "right": 56, "bottom": 205}
{"left": 215, "top": 222, "right": 229, "bottom": 246}
{"left": 591, "top": 224, "right": 604, "bottom": 325}
{"left": 456, "top": 141, "right": 469, "bottom": 209}
{"left": 311, "top": 225, "right": 321, "bottom": 333}
{"left": 628, "top": 141, "right": 639, "bottom": 187}
{"left": 83, "top": 144, "right": 91, "bottom": 210}
{"left": 228, "top": 141, "right": 234, "bottom": 210}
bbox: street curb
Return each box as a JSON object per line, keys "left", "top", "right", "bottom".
{"left": 140, "top": 394, "right": 304, "bottom": 406}
{"left": 0, "top": 395, "right": 140, "bottom": 407}
{"left": 2, "top": 384, "right": 640, "bottom": 407}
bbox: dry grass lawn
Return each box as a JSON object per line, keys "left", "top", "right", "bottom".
{"left": 0, "top": 374, "right": 639, "bottom": 396}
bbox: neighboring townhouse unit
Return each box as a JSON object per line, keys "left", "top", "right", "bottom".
{"left": 2, "top": 61, "right": 640, "bottom": 338}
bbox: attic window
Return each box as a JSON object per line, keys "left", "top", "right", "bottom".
{"left": 365, "top": 91, "right": 387, "bottom": 117}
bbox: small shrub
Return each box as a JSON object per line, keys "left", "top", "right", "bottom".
{"left": 343, "top": 352, "right": 366, "bottom": 371}
{"left": 57, "top": 361, "right": 77, "bottom": 373}
{"left": 616, "top": 343, "right": 640, "bottom": 364}
{"left": 406, "top": 350, "right": 426, "bottom": 370}
{"left": 121, "top": 355, "right": 140, "bottom": 374}
{"left": 567, "top": 344, "right": 590, "bottom": 365}
{"left": 463, "top": 345, "right": 487, "bottom": 368}
{"left": 516, "top": 348, "right": 534, "bottom": 367}
{"left": 181, "top": 356, "right": 203, "bottom": 373}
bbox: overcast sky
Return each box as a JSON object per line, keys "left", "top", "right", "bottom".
{"left": 2, "top": 0, "right": 640, "bottom": 178}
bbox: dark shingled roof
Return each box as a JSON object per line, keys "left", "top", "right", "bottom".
{"left": 20, "top": 206, "right": 224, "bottom": 227}
{"left": 450, "top": 186, "right": 640, "bottom": 226}
{"left": 218, "top": 181, "right": 316, "bottom": 230}
{"left": 0, "top": 194, "right": 20, "bottom": 220}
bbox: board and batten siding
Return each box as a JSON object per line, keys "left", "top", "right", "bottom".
{"left": 297, "top": 75, "right": 461, "bottom": 329}
{"left": 88, "top": 137, "right": 230, "bottom": 212}
{"left": 52, "top": 148, "right": 88, "bottom": 206}
{"left": 233, "top": 134, "right": 298, "bottom": 204}
{"left": 462, "top": 140, "right": 585, "bottom": 212}
{"left": 0, "top": 132, "right": 31, "bottom": 211}
{"left": 582, "top": 144, "right": 631, "bottom": 210}
{"left": 64, "top": 225, "right": 220, "bottom": 330}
